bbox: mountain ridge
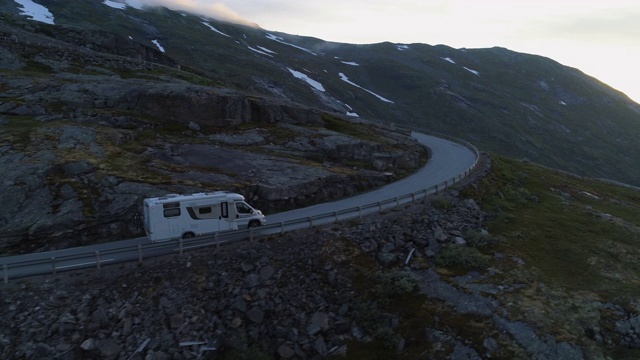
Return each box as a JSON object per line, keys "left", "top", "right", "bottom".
{"left": 1, "top": 1, "right": 640, "bottom": 184}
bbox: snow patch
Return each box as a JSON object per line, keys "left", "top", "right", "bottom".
{"left": 559, "top": 101, "right": 567, "bottom": 105}
{"left": 248, "top": 46, "right": 273, "bottom": 57}
{"left": 103, "top": 0, "right": 126, "bottom": 10}
{"left": 14, "top": 0, "right": 54, "bottom": 24}
{"left": 441, "top": 57, "right": 456, "bottom": 64}
{"left": 103, "top": 0, "right": 144, "bottom": 10}
{"left": 266, "top": 33, "right": 316, "bottom": 55}
{"left": 338, "top": 73, "right": 394, "bottom": 104}
{"left": 340, "top": 61, "right": 359, "bottom": 66}
{"left": 288, "top": 68, "right": 325, "bottom": 92}
{"left": 397, "top": 44, "right": 409, "bottom": 51}
{"left": 344, "top": 103, "right": 359, "bottom": 117}
{"left": 202, "top": 21, "right": 230, "bottom": 37}
{"left": 464, "top": 67, "right": 480, "bottom": 76}
{"left": 256, "top": 46, "right": 276, "bottom": 54}
{"left": 151, "top": 40, "right": 165, "bottom": 53}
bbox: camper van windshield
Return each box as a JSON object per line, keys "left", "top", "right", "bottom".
{"left": 236, "top": 202, "right": 253, "bottom": 214}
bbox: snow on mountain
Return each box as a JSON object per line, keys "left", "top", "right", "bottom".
{"left": 103, "top": 0, "right": 144, "bottom": 10}
{"left": 338, "top": 73, "right": 394, "bottom": 104}
{"left": 340, "top": 61, "right": 359, "bottom": 66}
{"left": 288, "top": 68, "right": 325, "bottom": 92}
{"left": 256, "top": 46, "right": 276, "bottom": 54}
{"left": 201, "top": 21, "right": 230, "bottom": 37}
{"left": 103, "top": 0, "right": 126, "bottom": 10}
{"left": 464, "top": 67, "right": 480, "bottom": 76}
{"left": 397, "top": 44, "right": 409, "bottom": 51}
{"left": 14, "top": 0, "right": 54, "bottom": 24}
{"left": 344, "top": 103, "right": 359, "bottom": 117}
{"left": 248, "top": 46, "right": 273, "bottom": 57}
{"left": 441, "top": 57, "right": 456, "bottom": 64}
{"left": 266, "top": 34, "right": 316, "bottom": 56}
{"left": 441, "top": 57, "right": 478, "bottom": 76}
{"left": 151, "top": 40, "right": 165, "bottom": 53}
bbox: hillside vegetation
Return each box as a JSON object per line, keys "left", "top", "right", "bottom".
{"left": 1, "top": 1, "right": 639, "bottom": 186}
{"left": 2, "top": 154, "right": 640, "bottom": 359}
{"left": 457, "top": 155, "right": 640, "bottom": 359}
{"left": 337, "top": 154, "right": 640, "bottom": 359}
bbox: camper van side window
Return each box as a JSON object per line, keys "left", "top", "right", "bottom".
{"left": 198, "top": 207, "right": 212, "bottom": 214}
{"left": 164, "top": 208, "right": 181, "bottom": 218}
{"left": 220, "top": 202, "right": 229, "bottom": 218}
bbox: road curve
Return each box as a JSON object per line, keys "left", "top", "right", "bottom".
{"left": 267, "top": 132, "right": 477, "bottom": 223}
{"left": 0, "top": 132, "right": 478, "bottom": 279}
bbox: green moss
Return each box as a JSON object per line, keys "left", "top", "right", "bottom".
{"left": 435, "top": 245, "right": 490, "bottom": 271}
{"left": 322, "top": 114, "right": 384, "bottom": 143}
{"left": 461, "top": 153, "right": 640, "bottom": 309}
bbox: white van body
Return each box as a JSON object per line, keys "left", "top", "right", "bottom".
{"left": 143, "top": 191, "right": 266, "bottom": 242}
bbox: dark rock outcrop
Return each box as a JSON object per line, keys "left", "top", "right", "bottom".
{"left": 0, "top": 69, "right": 424, "bottom": 252}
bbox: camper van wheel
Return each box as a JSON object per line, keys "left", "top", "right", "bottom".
{"left": 248, "top": 220, "right": 261, "bottom": 228}
{"left": 182, "top": 232, "right": 195, "bottom": 239}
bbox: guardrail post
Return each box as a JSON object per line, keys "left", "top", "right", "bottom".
{"left": 179, "top": 238, "right": 183, "bottom": 255}
{"left": 95, "top": 251, "right": 101, "bottom": 270}
{"left": 411, "top": 193, "right": 415, "bottom": 202}
{"left": 51, "top": 257, "right": 56, "bottom": 275}
{"left": 308, "top": 217, "right": 313, "bottom": 227}
{"left": 334, "top": 212, "right": 338, "bottom": 223}
{"left": 280, "top": 222, "right": 285, "bottom": 234}
{"left": 216, "top": 232, "right": 220, "bottom": 250}
{"left": 4, "top": 264, "right": 8, "bottom": 284}
{"left": 358, "top": 206, "right": 363, "bottom": 219}
{"left": 138, "top": 245, "right": 143, "bottom": 264}
{"left": 249, "top": 228, "right": 254, "bottom": 242}
{"left": 378, "top": 202, "right": 382, "bottom": 212}
{"left": 396, "top": 197, "right": 400, "bottom": 207}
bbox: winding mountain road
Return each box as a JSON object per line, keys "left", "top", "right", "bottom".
{"left": 0, "top": 132, "right": 478, "bottom": 281}
{"left": 267, "top": 132, "right": 477, "bottom": 223}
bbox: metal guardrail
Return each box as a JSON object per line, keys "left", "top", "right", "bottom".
{"left": 1, "top": 134, "right": 479, "bottom": 283}
{"left": 0, "top": 26, "right": 483, "bottom": 282}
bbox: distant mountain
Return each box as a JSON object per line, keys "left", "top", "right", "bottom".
{"left": 2, "top": 0, "right": 640, "bottom": 186}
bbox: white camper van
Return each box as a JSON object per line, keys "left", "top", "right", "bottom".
{"left": 143, "top": 191, "right": 266, "bottom": 242}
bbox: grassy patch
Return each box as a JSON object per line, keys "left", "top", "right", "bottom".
{"left": 462, "top": 155, "right": 640, "bottom": 300}
{"left": 435, "top": 245, "right": 490, "bottom": 271}
{"left": 322, "top": 114, "right": 384, "bottom": 143}
{"left": 460, "top": 154, "right": 640, "bottom": 357}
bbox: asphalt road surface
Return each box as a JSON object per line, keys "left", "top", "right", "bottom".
{"left": 0, "top": 132, "right": 477, "bottom": 280}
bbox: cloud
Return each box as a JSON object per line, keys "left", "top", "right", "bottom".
{"left": 136, "top": 0, "right": 258, "bottom": 27}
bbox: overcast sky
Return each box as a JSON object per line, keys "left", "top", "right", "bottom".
{"left": 145, "top": 1, "right": 640, "bottom": 103}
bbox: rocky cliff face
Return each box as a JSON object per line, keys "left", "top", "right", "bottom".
{"left": 0, "top": 180, "right": 496, "bottom": 360}
{"left": 3, "top": 160, "right": 617, "bottom": 359}
{"left": 0, "top": 32, "right": 425, "bottom": 253}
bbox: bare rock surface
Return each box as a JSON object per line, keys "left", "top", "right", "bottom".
{"left": 0, "top": 159, "right": 608, "bottom": 360}
{"left": 0, "top": 62, "right": 424, "bottom": 253}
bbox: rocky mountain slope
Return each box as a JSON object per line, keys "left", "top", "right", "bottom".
{"left": 2, "top": 0, "right": 638, "bottom": 187}
{"left": 2, "top": 156, "right": 640, "bottom": 359}
{"left": 0, "top": 16, "right": 425, "bottom": 252}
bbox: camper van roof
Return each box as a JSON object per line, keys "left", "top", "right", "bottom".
{"left": 144, "top": 191, "right": 245, "bottom": 204}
